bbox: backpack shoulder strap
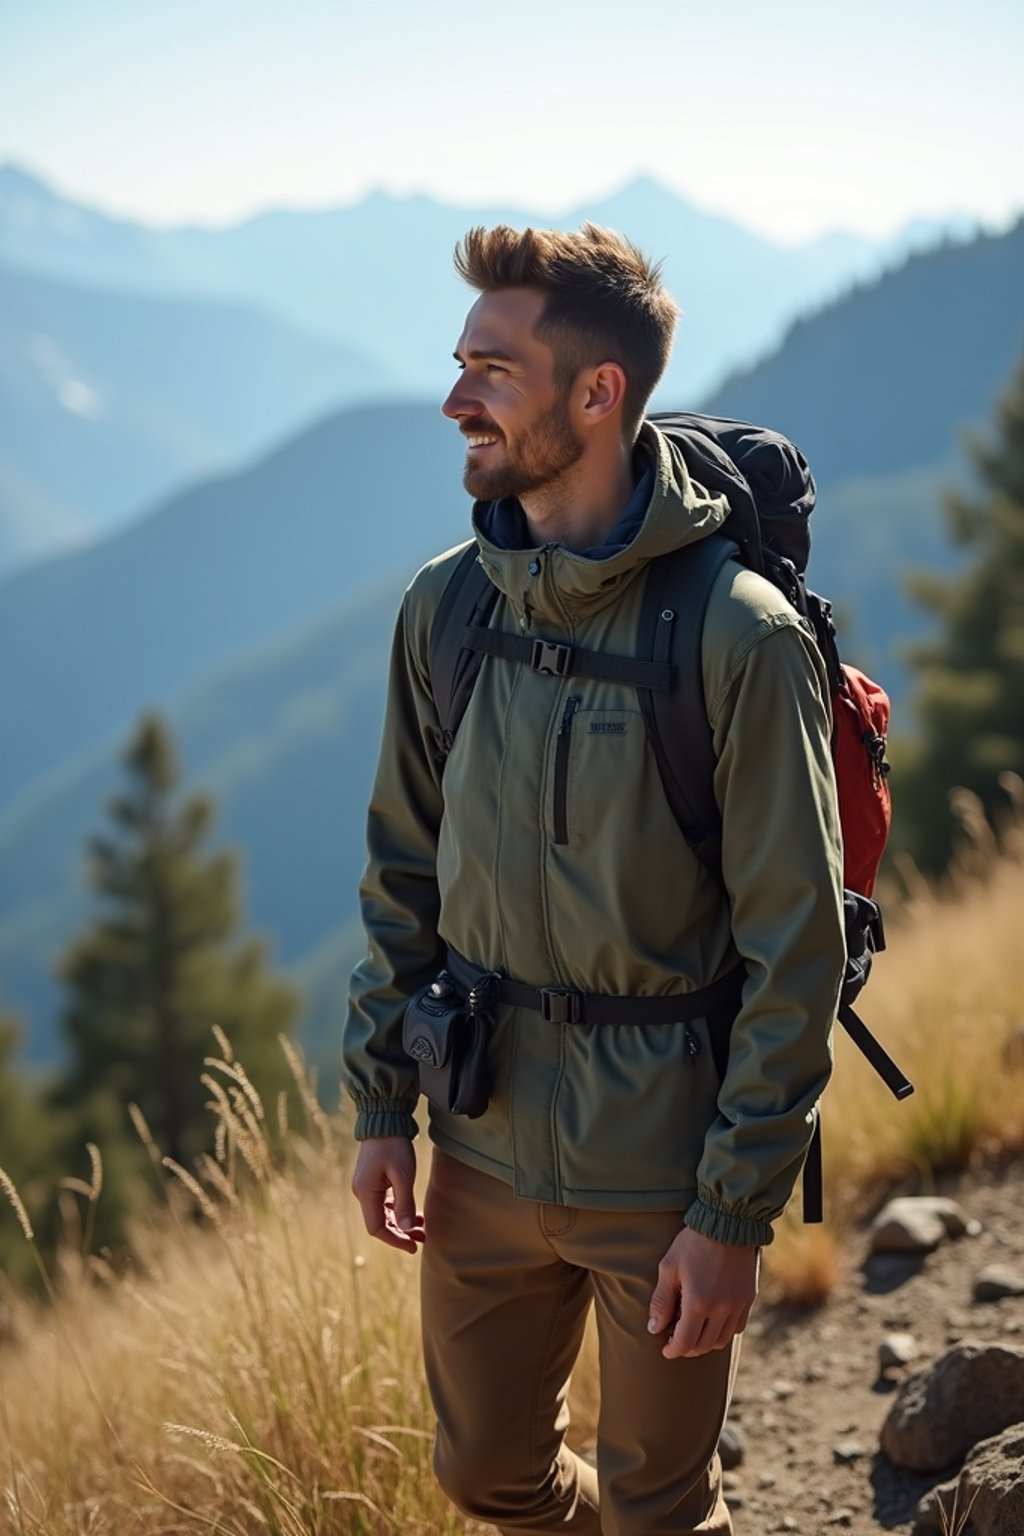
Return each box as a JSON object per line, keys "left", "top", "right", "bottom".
{"left": 428, "top": 542, "right": 499, "bottom": 749}
{"left": 637, "top": 533, "right": 739, "bottom": 870}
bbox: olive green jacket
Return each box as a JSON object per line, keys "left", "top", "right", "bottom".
{"left": 343, "top": 423, "right": 845, "bottom": 1247}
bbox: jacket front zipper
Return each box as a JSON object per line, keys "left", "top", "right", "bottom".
{"left": 553, "top": 695, "right": 581, "bottom": 845}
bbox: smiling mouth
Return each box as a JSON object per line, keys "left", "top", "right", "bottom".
{"left": 464, "top": 435, "right": 500, "bottom": 451}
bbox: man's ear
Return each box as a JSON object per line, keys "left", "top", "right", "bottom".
{"left": 576, "top": 361, "right": 628, "bottom": 428}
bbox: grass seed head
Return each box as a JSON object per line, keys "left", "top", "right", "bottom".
{"left": 0, "top": 1164, "right": 34, "bottom": 1241}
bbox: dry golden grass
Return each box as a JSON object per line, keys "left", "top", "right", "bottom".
{"left": 0, "top": 1077, "right": 468, "bottom": 1535}
{"left": 760, "top": 1215, "right": 844, "bottom": 1310}
{"left": 765, "top": 790, "right": 1024, "bottom": 1299}
{"left": 0, "top": 798, "right": 1022, "bottom": 1531}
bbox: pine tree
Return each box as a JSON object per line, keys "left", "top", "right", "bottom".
{"left": 54, "top": 714, "right": 299, "bottom": 1172}
{"left": 903, "top": 355, "right": 1024, "bottom": 868}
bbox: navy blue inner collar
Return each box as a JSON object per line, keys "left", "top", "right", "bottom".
{"left": 480, "top": 453, "right": 655, "bottom": 561}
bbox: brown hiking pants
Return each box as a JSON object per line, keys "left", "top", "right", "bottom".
{"left": 420, "top": 1148, "right": 738, "bottom": 1535}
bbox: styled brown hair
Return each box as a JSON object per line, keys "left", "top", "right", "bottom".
{"left": 453, "top": 223, "right": 680, "bottom": 441}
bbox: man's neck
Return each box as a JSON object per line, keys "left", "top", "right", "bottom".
{"left": 519, "top": 447, "right": 636, "bottom": 552}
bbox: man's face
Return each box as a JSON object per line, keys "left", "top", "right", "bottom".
{"left": 441, "top": 287, "right": 584, "bottom": 502}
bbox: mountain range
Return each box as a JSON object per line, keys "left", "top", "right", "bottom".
{"left": 0, "top": 163, "right": 979, "bottom": 576}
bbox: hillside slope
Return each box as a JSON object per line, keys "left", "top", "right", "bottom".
{"left": 0, "top": 401, "right": 463, "bottom": 815}
{"left": 704, "top": 219, "right": 1024, "bottom": 664}
{"left": 706, "top": 219, "right": 1024, "bottom": 488}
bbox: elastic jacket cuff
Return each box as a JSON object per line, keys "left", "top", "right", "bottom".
{"left": 685, "top": 1188, "right": 776, "bottom": 1248}
{"left": 352, "top": 1098, "right": 419, "bottom": 1141}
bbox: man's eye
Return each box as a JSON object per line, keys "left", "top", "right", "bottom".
{"left": 486, "top": 364, "right": 507, "bottom": 374}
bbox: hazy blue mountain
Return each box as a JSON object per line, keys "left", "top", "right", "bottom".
{"left": 0, "top": 162, "right": 978, "bottom": 407}
{"left": 168, "top": 175, "right": 901, "bottom": 404}
{"left": 0, "top": 401, "right": 465, "bottom": 818}
{"left": 703, "top": 218, "right": 1024, "bottom": 663}
{"left": 0, "top": 165, "right": 195, "bottom": 293}
{"left": 2, "top": 217, "right": 1020, "bottom": 1069}
{"left": 0, "top": 261, "right": 394, "bottom": 574}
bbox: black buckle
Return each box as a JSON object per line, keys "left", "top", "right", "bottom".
{"left": 539, "top": 987, "right": 583, "bottom": 1024}
{"left": 531, "top": 639, "right": 573, "bottom": 677}
{"left": 867, "top": 907, "right": 886, "bottom": 954}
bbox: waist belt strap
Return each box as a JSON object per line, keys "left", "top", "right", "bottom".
{"left": 446, "top": 948, "right": 746, "bottom": 1028}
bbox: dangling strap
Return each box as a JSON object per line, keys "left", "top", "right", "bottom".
{"left": 803, "top": 1110, "right": 824, "bottom": 1224}
{"left": 803, "top": 1008, "right": 914, "bottom": 1223}
{"left": 838, "top": 1003, "right": 915, "bottom": 1100}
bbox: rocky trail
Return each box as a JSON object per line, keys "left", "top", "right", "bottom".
{"left": 726, "top": 1159, "right": 1024, "bottom": 1535}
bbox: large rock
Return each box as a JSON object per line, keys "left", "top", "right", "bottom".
{"left": 914, "top": 1423, "right": 1024, "bottom": 1535}
{"left": 869, "top": 1197, "right": 981, "bottom": 1256}
{"left": 913, "top": 1478, "right": 958, "bottom": 1533}
{"left": 959, "top": 1423, "right": 1024, "bottom": 1534}
{"left": 881, "top": 1343, "right": 1024, "bottom": 1471}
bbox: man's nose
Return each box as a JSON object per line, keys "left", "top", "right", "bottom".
{"left": 441, "top": 375, "right": 478, "bottom": 421}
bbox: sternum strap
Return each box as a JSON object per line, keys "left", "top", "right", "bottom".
{"left": 464, "top": 624, "right": 673, "bottom": 691}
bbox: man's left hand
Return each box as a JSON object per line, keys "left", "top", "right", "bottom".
{"left": 647, "top": 1226, "right": 760, "bottom": 1359}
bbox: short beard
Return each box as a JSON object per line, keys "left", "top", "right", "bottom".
{"left": 462, "top": 393, "right": 584, "bottom": 502}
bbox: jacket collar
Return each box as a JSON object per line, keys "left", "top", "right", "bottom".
{"left": 469, "top": 421, "right": 730, "bottom": 626}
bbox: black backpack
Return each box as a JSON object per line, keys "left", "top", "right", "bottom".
{"left": 427, "top": 412, "right": 913, "bottom": 1221}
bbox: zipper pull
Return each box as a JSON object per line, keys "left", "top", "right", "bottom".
{"left": 684, "top": 1028, "right": 701, "bottom": 1065}
{"left": 559, "top": 695, "right": 582, "bottom": 734}
{"left": 862, "top": 730, "right": 891, "bottom": 787}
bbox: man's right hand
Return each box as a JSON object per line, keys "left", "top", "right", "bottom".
{"left": 350, "top": 1136, "right": 425, "bottom": 1254}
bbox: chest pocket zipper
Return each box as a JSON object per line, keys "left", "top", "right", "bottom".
{"left": 553, "top": 695, "right": 581, "bottom": 845}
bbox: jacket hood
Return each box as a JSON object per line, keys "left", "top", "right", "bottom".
{"left": 469, "top": 421, "right": 731, "bottom": 626}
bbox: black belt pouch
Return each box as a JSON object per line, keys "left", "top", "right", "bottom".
{"left": 402, "top": 971, "right": 493, "bottom": 1119}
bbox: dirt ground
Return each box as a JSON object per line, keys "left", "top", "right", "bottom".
{"left": 726, "top": 1159, "right": 1024, "bottom": 1534}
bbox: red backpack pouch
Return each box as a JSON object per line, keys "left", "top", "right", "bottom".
{"left": 833, "top": 664, "right": 891, "bottom": 898}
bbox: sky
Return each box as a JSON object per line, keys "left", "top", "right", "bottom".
{"left": 2, "top": 0, "right": 1022, "bottom": 245}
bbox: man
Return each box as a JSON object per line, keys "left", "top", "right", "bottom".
{"left": 344, "top": 223, "right": 845, "bottom": 1535}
